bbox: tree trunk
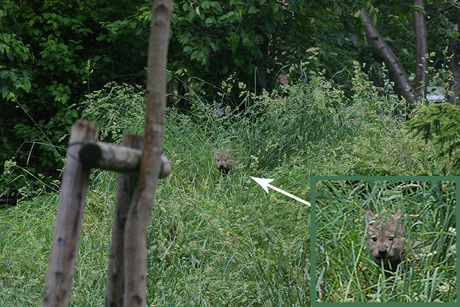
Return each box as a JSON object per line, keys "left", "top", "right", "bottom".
{"left": 342, "top": 18, "right": 384, "bottom": 95}
{"left": 413, "top": 0, "right": 428, "bottom": 99}
{"left": 360, "top": 7, "right": 421, "bottom": 108}
{"left": 122, "top": 1, "right": 173, "bottom": 306}
{"left": 254, "top": 30, "right": 269, "bottom": 94}
{"left": 448, "top": 38, "right": 460, "bottom": 105}
{"left": 456, "top": 9, "right": 460, "bottom": 34}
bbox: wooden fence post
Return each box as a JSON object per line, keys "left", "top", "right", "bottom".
{"left": 42, "top": 120, "right": 99, "bottom": 307}
{"left": 122, "top": 1, "right": 173, "bottom": 306}
{"left": 105, "top": 134, "right": 143, "bottom": 307}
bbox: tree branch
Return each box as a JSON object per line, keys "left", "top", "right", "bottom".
{"left": 360, "top": 7, "right": 421, "bottom": 108}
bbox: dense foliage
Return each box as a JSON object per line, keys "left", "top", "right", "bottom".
{"left": 407, "top": 103, "right": 460, "bottom": 173}
{"left": 316, "top": 179, "right": 456, "bottom": 302}
{"left": 0, "top": 0, "right": 150, "bottom": 193}
{"left": 1, "top": 0, "right": 460, "bottom": 197}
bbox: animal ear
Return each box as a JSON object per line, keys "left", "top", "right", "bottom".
{"left": 226, "top": 147, "right": 231, "bottom": 153}
{"left": 365, "top": 210, "right": 374, "bottom": 225}
{"left": 214, "top": 147, "right": 218, "bottom": 154}
{"left": 393, "top": 208, "right": 402, "bottom": 220}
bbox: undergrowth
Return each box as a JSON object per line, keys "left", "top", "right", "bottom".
{"left": 0, "top": 67, "right": 456, "bottom": 305}
{"left": 315, "top": 179, "right": 456, "bottom": 303}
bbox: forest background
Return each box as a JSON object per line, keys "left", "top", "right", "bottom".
{"left": 2, "top": 0, "right": 460, "bottom": 190}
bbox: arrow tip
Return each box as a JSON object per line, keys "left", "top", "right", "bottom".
{"left": 250, "top": 177, "right": 275, "bottom": 193}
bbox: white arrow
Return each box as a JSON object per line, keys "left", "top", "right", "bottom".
{"left": 250, "top": 177, "right": 310, "bottom": 206}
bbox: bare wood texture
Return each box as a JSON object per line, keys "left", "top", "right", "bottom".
{"left": 79, "top": 141, "right": 171, "bottom": 178}
{"left": 123, "top": 1, "right": 173, "bottom": 306}
{"left": 360, "top": 8, "right": 421, "bottom": 108}
{"left": 413, "top": 0, "right": 428, "bottom": 99}
{"left": 42, "top": 120, "right": 99, "bottom": 307}
{"left": 105, "top": 135, "right": 142, "bottom": 307}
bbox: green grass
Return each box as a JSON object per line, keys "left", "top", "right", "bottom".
{"left": 0, "top": 71, "right": 456, "bottom": 305}
{"left": 315, "top": 179, "right": 456, "bottom": 303}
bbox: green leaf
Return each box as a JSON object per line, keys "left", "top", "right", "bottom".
{"left": 187, "top": 9, "right": 196, "bottom": 20}
{"left": 212, "top": 2, "right": 222, "bottom": 13}
{"left": 205, "top": 17, "right": 214, "bottom": 27}
{"left": 201, "top": 2, "right": 210, "bottom": 10}
{"left": 9, "top": 71, "right": 17, "bottom": 82}
{"left": 371, "top": 13, "right": 377, "bottom": 25}
{"left": 337, "top": 35, "right": 344, "bottom": 47}
{"left": 354, "top": 10, "right": 360, "bottom": 19}
{"left": 1, "top": 85, "right": 9, "bottom": 99}
{"left": 191, "top": 50, "right": 198, "bottom": 60}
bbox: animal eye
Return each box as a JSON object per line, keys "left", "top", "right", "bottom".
{"left": 389, "top": 236, "right": 394, "bottom": 241}
{"left": 372, "top": 237, "right": 377, "bottom": 242}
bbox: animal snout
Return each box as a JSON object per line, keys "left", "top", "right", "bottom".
{"left": 378, "top": 248, "right": 387, "bottom": 257}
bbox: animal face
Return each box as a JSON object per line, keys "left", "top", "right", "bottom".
{"left": 365, "top": 209, "right": 407, "bottom": 272}
{"left": 214, "top": 147, "right": 232, "bottom": 173}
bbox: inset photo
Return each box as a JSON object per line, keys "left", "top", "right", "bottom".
{"left": 311, "top": 177, "right": 457, "bottom": 303}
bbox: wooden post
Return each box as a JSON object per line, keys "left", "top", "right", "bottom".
{"left": 78, "top": 141, "right": 171, "bottom": 178}
{"left": 123, "top": 1, "right": 173, "bottom": 306}
{"left": 104, "top": 134, "right": 143, "bottom": 307}
{"left": 42, "top": 120, "right": 99, "bottom": 307}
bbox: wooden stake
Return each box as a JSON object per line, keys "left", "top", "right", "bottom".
{"left": 105, "top": 135, "right": 142, "bottom": 307}
{"left": 42, "top": 120, "right": 99, "bottom": 307}
{"left": 78, "top": 141, "right": 171, "bottom": 178}
{"left": 123, "top": 1, "right": 173, "bottom": 306}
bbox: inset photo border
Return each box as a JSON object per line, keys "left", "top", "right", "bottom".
{"left": 310, "top": 176, "right": 458, "bottom": 305}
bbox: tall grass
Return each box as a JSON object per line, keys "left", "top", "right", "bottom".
{"left": 0, "top": 69, "right": 456, "bottom": 305}
{"left": 315, "top": 179, "right": 456, "bottom": 303}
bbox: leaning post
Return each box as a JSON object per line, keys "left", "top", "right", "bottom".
{"left": 42, "top": 120, "right": 99, "bottom": 307}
